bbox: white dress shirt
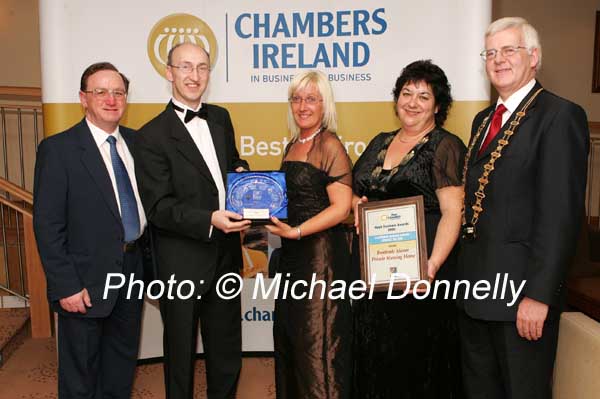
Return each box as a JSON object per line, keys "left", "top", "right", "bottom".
{"left": 171, "top": 98, "right": 226, "bottom": 237}
{"left": 86, "top": 119, "right": 147, "bottom": 239}
{"left": 480, "top": 78, "right": 536, "bottom": 148}
{"left": 171, "top": 98, "right": 225, "bottom": 208}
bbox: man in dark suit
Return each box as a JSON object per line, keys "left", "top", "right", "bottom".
{"left": 457, "top": 17, "right": 589, "bottom": 399}
{"left": 134, "top": 42, "right": 250, "bottom": 399}
{"left": 33, "top": 62, "right": 146, "bottom": 398}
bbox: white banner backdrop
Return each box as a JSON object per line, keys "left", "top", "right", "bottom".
{"left": 40, "top": 0, "right": 490, "bottom": 104}
{"left": 39, "top": 0, "right": 491, "bottom": 357}
{"left": 139, "top": 279, "right": 276, "bottom": 358}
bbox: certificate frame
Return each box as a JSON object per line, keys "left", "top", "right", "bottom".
{"left": 358, "top": 196, "right": 428, "bottom": 292}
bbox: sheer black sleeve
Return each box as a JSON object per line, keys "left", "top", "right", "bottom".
{"left": 307, "top": 131, "right": 352, "bottom": 187}
{"left": 432, "top": 133, "right": 467, "bottom": 189}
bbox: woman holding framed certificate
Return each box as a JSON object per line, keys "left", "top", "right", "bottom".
{"left": 351, "top": 60, "right": 466, "bottom": 398}
{"left": 265, "top": 70, "right": 353, "bottom": 399}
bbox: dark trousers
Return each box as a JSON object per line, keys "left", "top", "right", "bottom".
{"left": 458, "top": 310, "right": 559, "bottom": 399}
{"left": 160, "top": 247, "right": 242, "bottom": 399}
{"left": 57, "top": 251, "right": 143, "bottom": 399}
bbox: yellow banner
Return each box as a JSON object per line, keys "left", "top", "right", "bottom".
{"left": 43, "top": 100, "right": 487, "bottom": 168}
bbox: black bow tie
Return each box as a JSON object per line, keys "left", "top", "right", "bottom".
{"left": 172, "top": 103, "right": 208, "bottom": 123}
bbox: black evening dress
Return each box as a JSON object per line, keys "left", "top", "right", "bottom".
{"left": 351, "top": 127, "right": 466, "bottom": 399}
{"left": 274, "top": 131, "right": 353, "bottom": 399}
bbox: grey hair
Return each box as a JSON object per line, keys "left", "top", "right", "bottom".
{"left": 486, "top": 17, "right": 542, "bottom": 71}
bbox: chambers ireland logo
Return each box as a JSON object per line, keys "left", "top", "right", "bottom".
{"left": 147, "top": 13, "right": 218, "bottom": 78}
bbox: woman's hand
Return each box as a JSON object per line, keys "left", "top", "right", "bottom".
{"left": 353, "top": 196, "right": 368, "bottom": 234}
{"left": 426, "top": 258, "right": 441, "bottom": 282}
{"left": 405, "top": 259, "right": 441, "bottom": 296}
{"left": 265, "top": 216, "right": 299, "bottom": 240}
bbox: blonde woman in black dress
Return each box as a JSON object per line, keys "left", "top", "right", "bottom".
{"left": 266, "top": 70, "right": 353, "bottom": 399}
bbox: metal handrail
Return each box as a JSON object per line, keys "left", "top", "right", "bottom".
{"left": 0, "top": 103, "right": 42, "bottom": 193}
{"left": 0, "top": 104, "right": 42, "bottom": 110}
{"left": 0, "top": 94, "right": 48, "bottom": 337}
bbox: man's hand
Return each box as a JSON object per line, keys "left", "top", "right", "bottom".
{"left": 59, "top": 288, "right": 92, "bottom": 314}
{"left": 516, "top": 296, "right": 549, "bottom": 341}
{"left": 235, "top": 166, "right": 247, "bottom": 172}
{"left": 211, "top": 210, "right": 251, "bottom": 233}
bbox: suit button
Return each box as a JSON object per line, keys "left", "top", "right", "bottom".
{"left": 116, "top": 260, "right": 122, "bottom": 266}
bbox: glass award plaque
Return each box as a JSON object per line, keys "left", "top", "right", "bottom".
{"left": 226, "top": 171, "right": 287, "bottom": 224}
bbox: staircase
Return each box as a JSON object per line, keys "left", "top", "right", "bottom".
{"left": 0, "top": 306, "right": 29, "bottom": 366}
{"left": 0, "top": 179, "right": 51, "bottom": 369}
{"left": 0, "top": 88, "right": 52, "bottom": 370}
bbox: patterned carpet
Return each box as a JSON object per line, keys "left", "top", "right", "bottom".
{"left": 0, "top": 307, "right": 29, "bottom": 366}
{"left": 0, "top": 337, "right": 276, "bottom": 398}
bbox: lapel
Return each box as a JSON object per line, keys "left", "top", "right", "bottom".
{"left": 76, "top": 119, "right": 121, "bottom": 224}
{"left": 166, "top": 103, "right": 219, "bottom": 189}
{"left": 473, "top": 81, "right": 543, "bottom": 164}
{"left": 205, "top": 108, "right": 228, "bottom": 184}
{"left": 121, "top": 128, "right": 134, "bottom": 154}
{"left": 468, "top": 106, "right": 494, "bottom": 167}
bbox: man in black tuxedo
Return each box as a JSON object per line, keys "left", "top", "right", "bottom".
{"left": 134, "top": 43, "right": 250, "bottom": 399}
{"left": 457, "top": 17, "right": 589, "bottom": 399}
{"left": 33, "top": 62, "right": 146, "bottom": 398}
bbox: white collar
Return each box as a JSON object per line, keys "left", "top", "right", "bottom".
{"left": 171, "top": 97, "right": 203, "bottom": 113}
{"left": 496, "top": 79, "right": 536, "bottom": 114}
{"left": 86, "top": 119, "right": 122, "bottom": 147}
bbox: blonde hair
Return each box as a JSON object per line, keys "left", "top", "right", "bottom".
{"left": 287, "top": 70, "right": 337, "bottom": 139}
{"left": 486, "top": 17, "right": 542, "bottom": 71}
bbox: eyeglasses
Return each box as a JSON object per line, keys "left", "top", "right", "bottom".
{"left": 289, "top": 95, "right": 322, "bottom": 105}
{"left": 169, "top": 63, "right": 211, "bottom": 74}
{"left": 83, "top": 88, "right": 127, "bottom": 99}
{"left": 480, "top": 45, "right": 528, "bottom": 61}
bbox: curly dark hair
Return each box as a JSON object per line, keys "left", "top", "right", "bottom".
{"left": 392, "top": 60, "right": 453, "bottom": 126}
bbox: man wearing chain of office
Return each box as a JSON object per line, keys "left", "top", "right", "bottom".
{"left": 456, "top": 17, "right": 589, "bottom": 399}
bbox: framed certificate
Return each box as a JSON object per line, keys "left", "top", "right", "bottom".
{"left": 226, "top": 171, "right": 287, "bottom": 224}
{"left": 358, "top": 196, "right": 428, "bottom": 292}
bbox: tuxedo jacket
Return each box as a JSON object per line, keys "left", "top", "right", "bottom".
{"left": 457, "top": 82, "right": 589, "bottom": 321}
{"left": 134, "top": 102, "right": 248, "bottom": 291}
{"left": 33, "top": 119, "right": 144, "bottom": 317}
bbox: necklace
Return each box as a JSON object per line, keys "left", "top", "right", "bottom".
{"left": 298, "top": 127, "right": 322, "bottom": 144}
{"left": 368, "top": 129, "right": 431, "bottom": 192}
{"left": 396, "top": 127, "right": 432, "bottom": 143}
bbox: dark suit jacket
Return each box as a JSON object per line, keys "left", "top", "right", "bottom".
{"left": 457, "top": 82, "right": 589, "bottom": 321}
{"left": 134, "top": 102, "right": 248, "bottom": 292}
{"left": 33, "top": 119, "right": 143, "bottom": 317}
